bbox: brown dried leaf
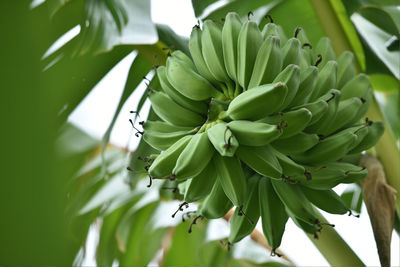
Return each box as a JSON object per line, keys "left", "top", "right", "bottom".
{"left": 360, "top": 154, "right": 397, "bottom": 267}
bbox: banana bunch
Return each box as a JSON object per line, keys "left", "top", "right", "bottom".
{"left": 141, "top": 12, "right": 384, "bottom": 252}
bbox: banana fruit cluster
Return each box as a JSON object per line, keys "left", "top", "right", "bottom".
{"left": 142, "top": 12, "right": 384, "bottom": 252}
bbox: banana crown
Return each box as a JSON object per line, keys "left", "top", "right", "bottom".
{"left": 140, "top": 12, "right": 384, "bottom": 251}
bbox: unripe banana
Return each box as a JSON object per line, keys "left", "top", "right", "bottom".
{"left": 143, "top": 120, "right": 194, "bottom": 133}
{"left": 261, "top": 23, "right": 279, "bottom": 39}
{"left": 305, "top": 89, "right": 341, "bottom": 134}
{"left": 286, "top": 208, "right": 319, "bottom": 236}
{"left": 148, "top": 135, "right": 192, "bottom": 179}
{"left": 259, "top": 177, "right": 288, "bottom": 250}
{"left": 166, "top": 55, "right": 223, "bottom": 100}
{"left": 323, "top": 97, "right": 364, "bottom": 135}
{"left": 227, "top": 82, "right": 288, "bottom": 120}
{"left": 189, "top": 25, "right": 219, "bottom": 83}
{"left": 281, "top": 38, "right": 301, "bottom": 68}
{"left": 348, "top": 124, "right": 369, "bottom": 151}
{"left": 272, "top": 148, "right": 306, "bottom": 178}
{"left": 143, "top": 128, "right": 195, "bottom": 151}
{"left": 272, "top": 64, "right": 301, "bottom": 109}
{"left": 297, "top": 28, "right": 310, "bottom": 44}
{"left": 300, "top": 45, "right": 314, "bottom": 71}
{"left": 227, "top": 120, "right": 282, "bottom": 146}
{"left": 290, "top": 66, "right": 319, "bottom": 106}
{"left": 236, "top": 145, "right": 282, "bottom": 179}
{"left": 301, "top": 186, "right": 349, "bottom": 215}
{"left": 292, "top": 128, "right": 358, "bottom": 164}
{"left": 173, "top": 132, "right": 215, "bottom": 180}
{"left": 314, "top": 37, "right": 336, "bottom": 69}
{"left": 271, "top": 132, "right": 319, "bottom": 154}
{"left": 349, "top": 121, "right": 384, "bottom": 154}
{"left": 262, "top": 107, "right": 312, "bottom": 138}
{"left": 340, "top": 74, "right": 370, "bottom": 100}
{"left": 229, "top": 174, "right": 261, "bottom": 243}
{"left": 293, "top": 98, "right": 328, "bottom": 126}
{"left": 299, "top": 168, "right": 345, "bottom": 190}
{"left": 202, "top": 20, "right": 230, "bottom": 83}
{"left": 237, "top": 21, "right": 263, "bottom": 89}
{"left": 222, "top": 12, "right": 242, "bottom": 81}
{"left": 309, "top": 60, "right": 337, "bottom": 101}
{"left": 149, "top": 91, "right": 205, "bottom": 127}
{"left": 248, "top": 35, "right": 282, "bottom": 89}
{"left": 336, "top": 51, "right": 356, "bottom": 89}
{"left": 214, "top": 154, "right": 247, "bottom": 207}
{"left": 157, "top": 66, "right": 208, "bottom": 115}
{"left": 271, "top": 179, "right": 319, "bottom": 225}
{"left": 207, "top": 122, "right": 239, "bottom": 156}
{"left": 171, "top": 50, "right": 196, "bottom": 70}
{"left": 184, "top": 162, "right": 218, "bottom": 203}
{"left": 199, "top": 180, "right": 233, "bottom": 219}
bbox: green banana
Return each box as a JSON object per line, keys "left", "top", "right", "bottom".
{"left": 199, "top": 180, "right": 233, "bottom": 219}
{"left": 340, "top": 74, "right": 370, "bottom": 100}
{"left": 143, "top": 120, "right": 194, "bottom": 133}
{"left": 259, "top": 177, "right": 288, "bottom": 250}
{"left": 295, "top": 27, "right": 310, "bottom": 45}
{"left": 348, "top": 123, "right": 370, "bottom": 151}
{"left": 272, "top": 148, "right": 306, "bottom": 178}
{"left": 281, "top": 38, "right": 301, "bottom": 68}
{"left": 272, "top": 64, "right": 301, "bottom": 109}
{"left": 336, "top": 51, "right": 356, "bottom": 89}
{"left": 189, "top": 25, "right": 219, "bottom": 83}
{"left": 237, "top": 21, "right": 263, "bottom": 89}
{"left": 301, "top": 186, "right": 349, "bottom": 215}
{"left": 227, "top": 82, "right": 288, "bottom": 120}
{"left": 261, "top": 23, "right": 279, "bottom": 38}
{"left": 184, "top": 162, "right": 218, "bottom": 203}
{"left": 309, "top": 60, "right": 337, "bottom": 101}
{"left": 143, "top": 128, "right": 195, "bottom": 151}
{"left": 296, "top": 161, "right": 364, "bottom": 189}
{"left": 171, "top": 50, "right": 196, "bottom": 70}
{"left": 207, "top": 122, "right": 239, "bottom": 156}
{"left": 314, "top": 37, "right": 336, "bottom": 69}
{"left": 202, "top": 20, "right": 230, "bottom": 82}
{"left": 271, "top": 132, "right": 319, "bottom": 154}
{"left": 236, "top": 145, "right": 282, "bottom": 179}
{"left": 286, "top": 208, "right": 319, "bottom": 236}
{"left": 261, "top": 107, "right": 312, "bottom": 138}
{"left": 271, "top": 179, "right": 319, "bottom": 225}
{"left": 292, "top": 98, "right": 328, "bottom": 126}
{"left": 229, "top": 174, "right": 261, "bottom": 243}
{"left": 157, "top": 66, "right": 208, "bottom": 115}
{"left": 248, "top": 35, "right": 282, "bottom": 89}
{"left": 349, "top": 121, "right": 384, "bottom": 154}
{"left": 322, "top": 97, "right": 364, "bottom": 135}
{"left": 173, "top": 132, "right": 215, "bottom": 180}
{"left": 305, "top": 89, "right": 341, "bottom": 134}
{"left": 227, "top": 120, "right": 282, "bottom": 146}
{"left": 292, "top": 128, "right": 358, "bottom": 164}
{"left": 222, "top": 12, "right": 242, "bottom": 81}
{"left": 149, "top": 91, "right": 205, "bottom": 127}
{"left": 300, "top": 44, "right": 314, "bottom": 71}
{"left": 166, "top": 54, "right": 222, "bottom": 100}
{"left": 148, "top": 135, "right": 192, "bottom": 179}
{"left": 290, "top": 66, "right": 319, "bottom": 106}
{"left": 214, "top": 154, "right": 247, "bottom": 207}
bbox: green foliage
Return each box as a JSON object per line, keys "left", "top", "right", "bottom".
{"left": 2, "top": 0, "right": 399, "bottom": 266}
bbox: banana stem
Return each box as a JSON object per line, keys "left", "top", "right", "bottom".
{"left": 366, "top": 100, "right": 400, "bottom": 216}
{"left": 307, "top": 210, "right": 365, "bottom": 267}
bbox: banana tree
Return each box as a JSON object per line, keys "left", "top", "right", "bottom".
{"left": 1, "top": 0, "right": 399, "bottom": 266}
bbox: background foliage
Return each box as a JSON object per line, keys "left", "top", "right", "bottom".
{"left": 0, "top": 0, "right": 398, "bottom": 266}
